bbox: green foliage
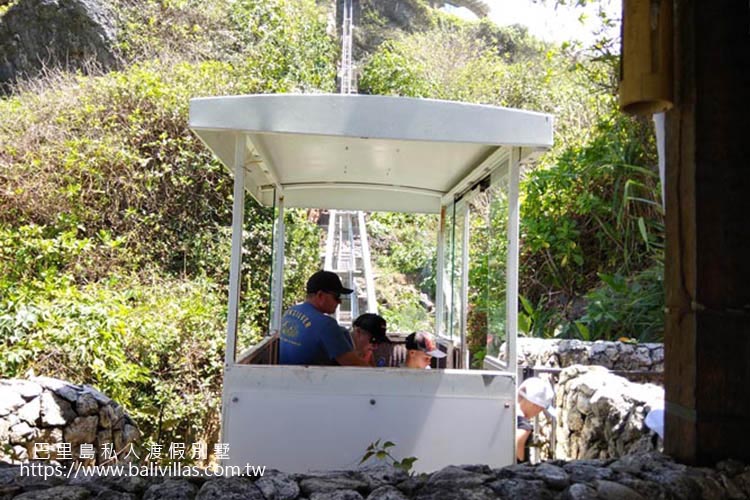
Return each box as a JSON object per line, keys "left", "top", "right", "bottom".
{"left": 0, "top": 0, "right": 335, "bottom": 450}
{"left": 359, "top": 41, "right": 432, "bottom": 97}
{"left": 520, "top": 113, "right": 662, "bottom": 299}
{"left": 229, "top": 0, "right": 337, "bottom": 92}
{"left": 431, "top": 13, "right": 544, "bottom": 62}
{"left": 112, "top": 0, "right": 237, "bottom": 62}
{"left": 517, "top": 295, "right": 563, "bottom": 339}
{"left": 359, "top": 18, "right": 663, "bottom": 344}
{"left": 360, "top": 439, "right": 418, "bottom": 473}
{"left": 113, "top": 0, "right": 337, "bottom": 92}
{"left": 360, "top": 28, "right": 490, "bottom": 99}
{"left": 0, "top": 60, "right": 259, "bottom": 279}
{"left": 575, "top": 264, "right": 664, "bottom": 342}
{"left": 378, "top": 287, "right": 433, "bottom": 334}
{"left": 514, "top": 112, "right": 663, "bottom": 341}
{"left": 356, "top": 0, "right": 435, "bottom": 59}
{"left": 0, "top": 224, "right": 100, "bottom": 288}
{"left": 367, "top": 213, "right": 437, "bottom": 332}
{"left": 368, "top": 213, "right": 437, "bottom": 281}
{"left": 359, "top": 21, "right": 615, "bottom": 149}
{"left": 466, "top": 19, "right": 544, "bottom": 61}
{"left": 0, "top": 273, "right": 228, "bottom": 451}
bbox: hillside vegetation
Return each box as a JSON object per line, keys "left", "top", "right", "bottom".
{"left": 358, "top": 11, "right": 663, "bottom": 354}
{"left": 0, "top": 0, "right": 663, "bottom": 455}
{"left": 1, "top": 0, "right": 332, "bottom": 456}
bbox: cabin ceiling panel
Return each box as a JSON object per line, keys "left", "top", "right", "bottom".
{"left": 248, "top": 132, "right": 493, "bottom": 195}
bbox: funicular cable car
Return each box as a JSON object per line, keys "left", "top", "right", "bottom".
{"left": 189, "top": 94, "right": 553, "bottom": 472}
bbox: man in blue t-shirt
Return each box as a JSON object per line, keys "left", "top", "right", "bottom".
{"left": 279, "top": 270, "right": 371, "bottom": 366}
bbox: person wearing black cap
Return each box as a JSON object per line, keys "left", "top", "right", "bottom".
{"left": 351, "top": 313, "right": 391, "bottom": 367}
{"left": 279, "top": 270, "right": 371, "bottom": 366}
{"left": 403, "top": 331, "right": 446, "bottom": 369}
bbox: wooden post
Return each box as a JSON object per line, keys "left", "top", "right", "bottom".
{"left": 620, "top": 0, "right": 673, "bottom": 114}
{"left": 664, "top": 0, "right": 750, "bottom": 464}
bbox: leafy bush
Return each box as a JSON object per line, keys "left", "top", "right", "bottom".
{"left": 368, "top": 213, "right": 437, "bottom": 283}
{"left": 0, "top": 0, "right": 334, "bottom": 449}
{"left": 360, "top": 21, "right": 663, "bottom": 343}
{"left": 229, "top": 0, "right": 337, "bottom": 92}
{"left": 359, "top": 21, "right": 614, "bottom": 149}
{"left": 355, "top": 0, "right": 435, "bottom": 59}
{"left": 366, "top": 212, "right": 437, "bottom": 332}
{"left": 113, "top": 0, "right": 337, "bottom": 93}
{"left": 112, "top": 0, "right": 237, "bottom": 63}
{"left": 0, "top": 273, "right": 228, "bottom": 454}
{"left": 520, "top": 113, "right": 662, "bottom": 312}
{"left": 0, "top": 60, "right": 255, "bottom": 278}
{"left": 574, "top": 264, "right": 664, "bottom": 343}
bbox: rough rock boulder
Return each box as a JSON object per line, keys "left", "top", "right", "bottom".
{"left": 0, "top": 0, "right": 117, "bottom": 88}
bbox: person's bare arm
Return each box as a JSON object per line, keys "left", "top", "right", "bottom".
{"left": 516, "top": 428, "right": 531, "bottom": 462}
{"left": 335, "top": 350, "right": 371, "bottom": 367}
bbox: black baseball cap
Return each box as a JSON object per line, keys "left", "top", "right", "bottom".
{"left": 405, "top": 332, "right": 446, "bottom": 358}
{"left": 306, "top": 270, "right": 354, "bottom": 295}
{"left": 353, "top": 313, "right": 391, "bottom": 344}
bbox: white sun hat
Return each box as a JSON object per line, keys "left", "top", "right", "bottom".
{"left": 519, "top": 377, "right": 557, "bottom": 419}
{"left": 645, "top": 401, "right": 665, "bottom": 439}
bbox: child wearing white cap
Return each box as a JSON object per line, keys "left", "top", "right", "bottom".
{"left": 516, "top": 377, "right": 556, "bottom": 462}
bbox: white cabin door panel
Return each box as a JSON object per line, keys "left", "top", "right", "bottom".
{"left": 222, "top": 366, "right": 514, "bottom": 473}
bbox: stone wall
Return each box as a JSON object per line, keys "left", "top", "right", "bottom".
{"left": 510, "top": 338, "right": 664, "bottom": 375}
{"left": 554, "top": 366, "right": 663, "bottom": 461}
{"left": 0, "top": 378, "right": 140, "bottom": 464}
{"left": 1, "top": 453, "right": 748, "bottom": 499}
{"left": 499, "top": 339, "right": 666, "bottom": 462}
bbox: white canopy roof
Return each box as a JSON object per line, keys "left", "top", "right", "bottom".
{"left": 189, "top": 94, "right": 553, "bottom": 213}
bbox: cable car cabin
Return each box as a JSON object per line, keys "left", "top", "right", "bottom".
{"left": 189, "top": 94, "right": 553, "bottom": 473}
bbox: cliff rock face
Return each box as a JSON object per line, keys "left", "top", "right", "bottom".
{"left": 0, "top": 0, "right": 117, "bottom": 88}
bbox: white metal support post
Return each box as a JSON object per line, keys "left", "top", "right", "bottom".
{"left": 225, "top": 135, "right": 246, "bottom": 367}
{"left": 358, "top": 212, "right": 378, "bottom": 313}
{"left": 460, "top": 200, "right": 471, "bottom": 369}
{"left": 269, "top": 193, "right": 286, "bottom": 334}
{"left": 324, "top": 210, "right": 337, "bottom": 271}
{"left": 434, "top": 206, "right": 446, "bottom": 337}
{"left": 507, "top": 147, "right": 521, "bottom": 464}
{"left": 346, "top": 214, "right": 358, "bottom": 320}
{"left": 507, "top": 147, "right": 521, "bottom": 378}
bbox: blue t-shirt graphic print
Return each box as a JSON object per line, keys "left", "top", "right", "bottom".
{"left": 279, "top": 302, "right": 351, "bottom": 365}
